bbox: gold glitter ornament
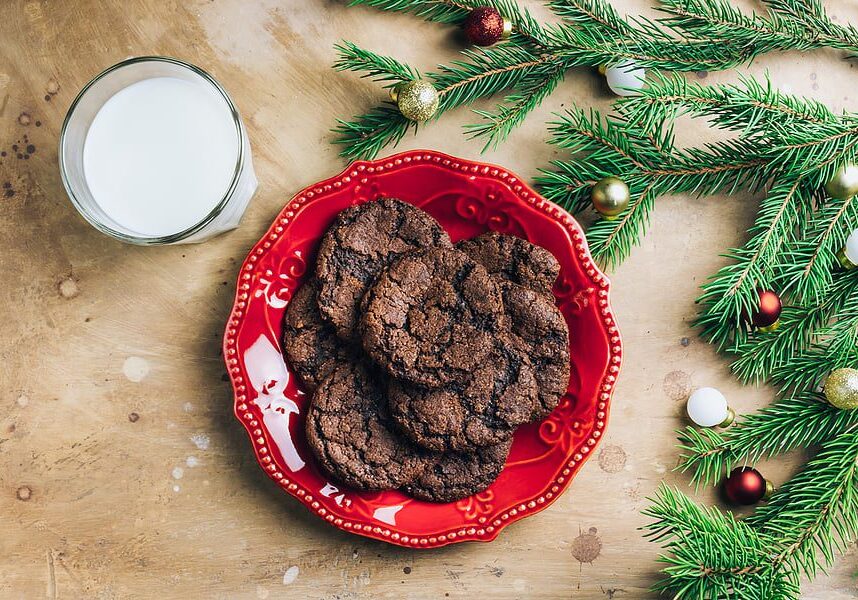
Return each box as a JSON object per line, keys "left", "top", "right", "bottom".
{"left": 591, "top": 176, "right": 630, "bottom": 219}
{"left": 823, "top": 367, "right": 858, "bottom": 410}
{"left": 390, "top": 80, "right": 439, "bottom": 122}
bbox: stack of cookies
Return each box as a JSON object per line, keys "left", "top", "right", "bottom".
{"left": 283, "top": 198, "right": 570, "bottom": 502}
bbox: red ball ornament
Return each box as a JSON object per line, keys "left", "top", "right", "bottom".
{"left": 723, "top": 467, "right": 768, "bottom": 505}
{"left": 752, "top": 289, "right": 782, "bottom": 329}
{"left": 464, "top": 7, "right": 510, "bottom": 46}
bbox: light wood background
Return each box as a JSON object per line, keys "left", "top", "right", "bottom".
{"left": 1, "top": 1, "right": 857, "bottom": 598}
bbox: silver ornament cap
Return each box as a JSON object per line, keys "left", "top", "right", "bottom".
{"left": 825, "top": 164, "right": 858, "bottom": 200}
{"left": 393, "top": 80, "right": 439, "bottom": 122}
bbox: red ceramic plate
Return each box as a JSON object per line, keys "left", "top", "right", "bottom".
{"left": 224, "top": 150, "right": 621, "bottom": 548}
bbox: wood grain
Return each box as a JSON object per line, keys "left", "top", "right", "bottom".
{"left": 0, "top": 0, "right": 856, "bottom": 597}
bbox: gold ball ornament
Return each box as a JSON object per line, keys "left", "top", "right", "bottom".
{"left": 823, "top": 368, "right": 858, "bottom": 410}
{"left": 390, "top": 80, "right": 439, "bottom": 122}
{"left": 824, "top": 164, "right": 858, "bottom": 200}
{"left": 591, "top": 176, "right": 630, "bottom": 219}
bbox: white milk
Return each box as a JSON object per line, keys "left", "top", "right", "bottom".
{"left": 83, "top": 77, "right": 239, "bottom": 237}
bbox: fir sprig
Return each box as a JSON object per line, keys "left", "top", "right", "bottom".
{"left": 695, "top": 176, "right": 812, "bottom": 350}
{"left": 730, "top": 274, "right": 858, "bottom": 383}
{"left": 333, "top": 41, "right": 420, "bottom": 86}
{"left": 335, "top": 0, "right": 858, "bottom": 159}
{"left": 748, "top": 432, "right": 858, "bottom": 579}
{"left": 677, "top": 391, "right": 858, "bottom": 486}
{"left": 643, "top": 485, "right": 799, "bottom": 599}
{"left": 647, "top": 434, "right": 858, "bottom": 596}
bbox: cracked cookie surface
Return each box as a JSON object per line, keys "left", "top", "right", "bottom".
{"left": 500, "top": 281, "right": 571, "bottom": 419}
{"left": 360, "top": 247, "right": 504, "bottom": 388}
{"left": 315, "top": 198, "right": 450, "bottom": 341}
{"left": 388, "top": 341, "right": 537, "bottom": 452}
{"left": 406, "top": 439, "right": 513, "bottom": 502}
{"left": 305, "top": 362, "right": 426, "bottom": 490}
{"left": 456, "top": 231, "right": 560, "bottom": 296}
{"left": 282, "top": 280, "right": 355, "bottom": 391}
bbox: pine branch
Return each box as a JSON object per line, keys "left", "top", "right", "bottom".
{"left": 695, "top": 176, "right": 812, "bottom": 350}
{"left": 615, "top": 72, "right": 838, "bottom": 139}
{"left": 536, "top": 96, "right": 782, "bottom": 266}
{"left": 331, "top": 105, "right": 414, "bottom": 160}
{"left": 643, "top": 485, "right": 799, "bottom": 599}
{"left": 730, "top": 273, "right": 858, "bottom": 383}
{"left": 660, "top": 0, "right": 858, "bottom": 55}
{"left": 333, "top": 44, "right": 560, "bottom": 159}
{"left": 651, "top": 435, "right": 858, "bottom": 595}
{"left": 768, "top": 312, "right": 858, "bottom": 392}
{"left": 748, "top": 432, "right": 858, "bottom": 579}
{"left": 336, "top": 0, "right": 858, "bottom": 159}
{"left": 347, "top": 0, "right": 547, "bottom": 43}
{"left": 432, "top": 45, "right": 559, "bottom": 111}
{"left": 677, "top": 391, "right": 858, "bottom": 486}
{"left": 466, "top": 63, "right": 566, "bottom": 151}
{"left": 548, "top": 0, "right": 634, "bottom": 35}
{"left": 346, "top": 0, "right": 475, "bottom": 24}
{"left": 333, "top": 41, "right": 420, "bottom": 85}
{"left": 776, "top": 193, "right": 858, "bottom": 302}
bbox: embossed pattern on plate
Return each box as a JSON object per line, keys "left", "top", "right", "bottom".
{"left": 224, "top": 150, "right": 622, "bottom": 548}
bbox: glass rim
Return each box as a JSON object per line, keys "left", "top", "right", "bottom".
{"left": 58, "top": 55, "right": 247, "bottom": 245}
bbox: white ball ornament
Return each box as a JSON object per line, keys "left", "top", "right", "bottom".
{"left": 837, "top": 228, "right": 858, "bottom": 270}
{"left": 605, "top": 61, "right": 647, "bottom": 97}
{"left": 687, "top": 387, "right": 734, "bottom": 428}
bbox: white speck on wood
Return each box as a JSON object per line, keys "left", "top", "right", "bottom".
{"left": 172, "top": 467, "right": 184, "bottom": 480}
{"left": 46, "top": 549, "right": 56, "bottom": 599}
{"left": 282, "top": 565, "right": 299, "bottom": 585}
{"left": 186, "top": 456, "right": 199, "bottom": 468}
{"left": 123, "top": 356, "right": 151, "bottom": 382}
{"left": 183, "top": 402, "right": 193, "bottom": 412}
{"left": 190, "top": 433, "right": 210, "bottom": 450}
{"left": 172, "top": 485, "right": 180, "bottom": 493}
{"left": 58, "top": 277, "right": 79, "bottom": 298}
{"left": 16, "top": 394, "right": 29, "bottom": 407}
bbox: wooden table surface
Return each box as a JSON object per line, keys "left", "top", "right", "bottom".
{"left": 2, "top": 1, "right": 857, "bottom": 598}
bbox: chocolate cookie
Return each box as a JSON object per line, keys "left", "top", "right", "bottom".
{"left": 282, "top": 280, "right": 355, "bottom": 391}
{"left": 305, "top": 362, "right": 426, "bottom": 490}
{"left": 456, "top": 232, "right": 559, "bottom": 296}
{"left": 388, "top": 342, "right": 537, "bottom": 451}
{"left": 315, "top": 198, "right": 451, "bottom": 341}
{"left": 360, "top": 247, "right": 504, "bottom": 388}
{"left": 500, "top": 282, "right": 571, "bottom": 419}
{"left": 406, "top": 439, "right": 512, "bottom": 503}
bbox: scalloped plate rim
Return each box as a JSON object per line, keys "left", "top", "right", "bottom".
{"left": 223, "top": 149, "right": 622, "bottom": 548}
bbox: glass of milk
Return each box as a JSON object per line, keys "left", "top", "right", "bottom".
{"left": 59, "top": 56, "right": 257, "bottom": 245}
